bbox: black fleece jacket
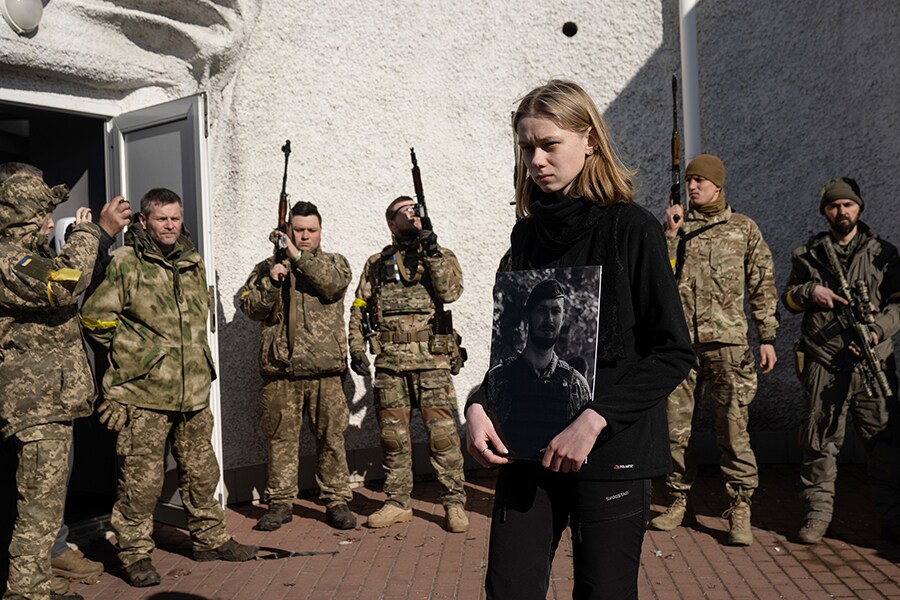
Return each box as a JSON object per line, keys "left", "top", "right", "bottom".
{"left": 471, "top": 196, "right": 693, "bottom": 480}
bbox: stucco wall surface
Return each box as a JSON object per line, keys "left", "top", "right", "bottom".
{"left": 2, "top": 1, "right": 898, "bottom": 479}
{"left": 210, "top": 0, "right": 676, "bottom": 473}
{"left": 691, "top": 0, "right": 900, "bottom": 434}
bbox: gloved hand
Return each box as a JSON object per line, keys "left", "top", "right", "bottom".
{"left": 418, "top": 230, "right": 440, "bottom": 257}
{"left": 350, "top": 351, "right": 371, "bottom": 376}
{"left": 97, "top": 399, "right": 128, "bottom": 432}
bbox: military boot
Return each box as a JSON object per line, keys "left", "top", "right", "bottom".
{"left": 52, "top": 547, "right": 104, "bottom": 583}
{"left": 797, "top": 518, "right": 829, "bottom": 544}
{"left": 194, "top": 538, "right": 258, "bottom": 562}
{"left": 445, "top": 505, "right": 469, "bottom": 533}
{"left": 649, "top": 495, "right": 688, "bottom": 531}
{"left": 254, "top": 502, "right": 293, "bottom": 531}
{"left": 124, "top": 558, "right": 161, "bottom": 587}
{"left": 366, "top": 503, "right": 413, "bottom": 528}
{"left": 725, "top": 499, "right": 753, "bottom": 546}
{"left": 326, "top": 503, "right": 357, "bottom": 530}
{"left": 49, "top": 575, "right": 70, "bottom": 595}
{"left": 48, "top": 571, "right": 84, "bottom": 599}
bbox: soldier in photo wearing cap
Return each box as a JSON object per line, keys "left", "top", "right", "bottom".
{"left": 782, "top": 178, "right": 900, "bottom": 544}
{"left": 651, "top": 154, "right": 780, "bottom": 546}
{"left": 348, "top": 195, "right": 468, "bottom": 533}
{"left": 484, "top": 278, "right": 592, "bottom": 458}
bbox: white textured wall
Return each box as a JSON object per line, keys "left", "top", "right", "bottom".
{"left": 3, "top": 1, "right": 896, "bottom": 479}
{"left": 210, "top": 0, "right": 676, "bottom": 473}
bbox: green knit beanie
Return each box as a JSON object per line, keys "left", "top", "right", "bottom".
{"left": 819, "top": 177, "right": 863, "bottom": 214}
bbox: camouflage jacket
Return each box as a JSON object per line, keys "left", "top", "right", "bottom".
{"left": 80, "top": 224, "right": 215, "bottom": 412}
{"left": 349, "top": 242, "right": 462, "bottom": 372}
{"left": 667, "top": 205, "right": 779, "bottom": 345}
{"left": 239, "top": 247, "right": 351, "bottom": 377}
{"left": 782, "top": 223, "right": 900, "bottom": 369}
{"left": 0, "top": 175, "right": 100, "bottom": 439}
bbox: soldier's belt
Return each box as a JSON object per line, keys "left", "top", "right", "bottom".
{"left": 378, "top": 330, "right": 431, "bottom": 343}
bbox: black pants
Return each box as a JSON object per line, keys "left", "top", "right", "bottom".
{"left": 486, "top": 463, "right": 650, "bottom": 600}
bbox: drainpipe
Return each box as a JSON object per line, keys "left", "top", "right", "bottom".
{"left": 679, "top": 0, "right": 701, "bottom": 161}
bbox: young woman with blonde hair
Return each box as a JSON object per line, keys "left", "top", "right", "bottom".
{"left": 466, "top": 80, "right": 693, "bottom": 599}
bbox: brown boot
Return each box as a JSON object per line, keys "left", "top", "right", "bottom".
{"left": 650, "top": 495, "right": 688, "bottom": 531}
{"left": 124, "top": 558, "right": 161, "bottom": 587}
{"left": 194, "top": 538, "right": 258, "bottom": 562}
{"left": 254, "top": 502, "right": 293, "bottom": 531}
{"left": 49, "top": 575, "right": 70, "bottom": 595}
{"left": 445, "top": 506, "right": 469, "bottom": 533}
{"left": 366, "top": 503, "right": 413, "bottom": 528}
{"left": 52, "top": 547, "right": 104, "bottom": 583}
{"left": 725, "top": 500, "right": 753, "bottom": 546}
{"left": 797, "top": 518, "right": 829, "bottom": 544}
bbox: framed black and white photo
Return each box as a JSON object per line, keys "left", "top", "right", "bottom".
{"left": 483, "top": 266, "right": 602, "bottom": 460}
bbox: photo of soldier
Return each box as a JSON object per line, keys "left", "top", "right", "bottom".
{"left": 79, "top": 188, "right": 257, "bottom": 588}
{"left": 651, "top": 154, "right": 779, "bottom": 547}
{"left": 238, "top": 200, "right": 357, "bottom": 532}
{"left": 483, "top": 273, "right": 597, "bottom": 460}
{"left": 782, "top": 177, "right": 900, "bottom": 545}
{"left": 0, "top": 163, "right": 102, "bottom": 600}
{"left": 348, "top": 195, "right": 468, "bottom": 533}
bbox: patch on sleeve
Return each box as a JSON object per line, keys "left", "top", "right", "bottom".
{"left": 15, "top": 255, "right": 54, "bottom": 282}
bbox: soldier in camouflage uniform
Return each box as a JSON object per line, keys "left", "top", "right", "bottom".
{"left": 239, "top": 201, "right": 356, "bottom": 531}
{"left": 80, "top": 188, "right": 257, "bottom": 588}
{"left": 782, "top": 178, "right": 900, "bottom": 545}
{"left": 651, "top": 155, "right": 779, "bottom": 546}
{"left": 0, "top": 163, "right": 101, "bottom": 600}
{"left": 484, "top": 279, "right": 592, "bottom": 459}
{"left": 348, "top": 196, "right": 468, "bottom": 533}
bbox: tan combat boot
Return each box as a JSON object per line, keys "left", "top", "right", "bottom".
{"left": 366, "top": 503, "right": 413, "bottom": 528}
{"left": 649, "top": 495, "right": 688, "bottom": 531}
{"left": 445, "top": 506, "right": 469, "bottom": 533}
{"left": 49, "top": 575, "right": 70, "bottom": 595}
{"left": 797, "top": 518, "right": 829, "bottom": 544}
{"left": 725, "top": 499, "right": 753, "bottom": 546}
{"left": 52, "top": 547, "right": 104, "bottom": 583}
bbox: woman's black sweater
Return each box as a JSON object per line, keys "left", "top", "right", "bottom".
{"left": 474, "top": 195, "right": 694, "bottom": 480}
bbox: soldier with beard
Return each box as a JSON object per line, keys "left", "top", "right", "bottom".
{"left": 348, "top": 195, "right": 468, "bottom": 533}
{"left": 782, "top": 178, "right": 900, "bottom": 545}
{"left": 483, "top": 279, "right": 592, "bottom": 459}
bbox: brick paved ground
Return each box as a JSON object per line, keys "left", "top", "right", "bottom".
{"left": 57, "top": 465, "right": 900, "bottom": 599}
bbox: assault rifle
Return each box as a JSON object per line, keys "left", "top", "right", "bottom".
{"left": 670, "top": 73, "right": 682, "bottom": 223}
{"left": 821, "top": 239, "right": 893, "bottom": 398}
{"left": 272, "top": 140, "right": 294, "bottom": 351}
{"left": 274, "top": 140, "right": 292, "bottom": 259}
{"left": 409, "top": 148, "right": 433, "bottom": 231}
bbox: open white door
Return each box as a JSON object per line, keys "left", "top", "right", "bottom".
{"left": 107, "top": 94, "right": 225, "bottom": 523}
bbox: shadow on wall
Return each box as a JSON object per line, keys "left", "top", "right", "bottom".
{"left": 603, "top": 0, "right": 900, "bottom": 442}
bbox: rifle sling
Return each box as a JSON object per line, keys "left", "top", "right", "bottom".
{"left": 674, "top": 221, "right": 725, "bottom": 280}
{"left": 257, "top": 545, "right": 338, "bottom": 560}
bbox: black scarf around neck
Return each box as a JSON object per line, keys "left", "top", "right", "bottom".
{"left": 510, "top": 191, "right": 626, "bottom": 362}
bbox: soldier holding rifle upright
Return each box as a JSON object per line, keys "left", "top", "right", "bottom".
{"left": 239, "top": 141, "right": 356, "bottom": 532}
{"left": 348, "top": 150, "right": 468, "bottom": 533}
{"left": 782, "top": 178, "right": 900, "bottom": 545}
{"left": 652, "top": 154, "right": 779, "bottom": 546}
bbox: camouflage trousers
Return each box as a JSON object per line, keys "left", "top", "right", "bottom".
{"left": 665, "top": 343, "right": 759, "bottom": 500}
{"left": 260, "top": 375, "right": 353, "bottom": 507}
{"left": 799, "top": 359, "right": 900, "bottom": 526}
{"left": 373, "top": 369, "right": 466, "bottom": 510}
{"left": 4, "top": 423, "right": 70, "bottom": 600}
{"left": 112, "top": 406, "right": 228, "bottom": 568}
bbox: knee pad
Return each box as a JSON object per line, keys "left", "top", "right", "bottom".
{"left": 380, "top": 421, "right": 408, "bottom": 454}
